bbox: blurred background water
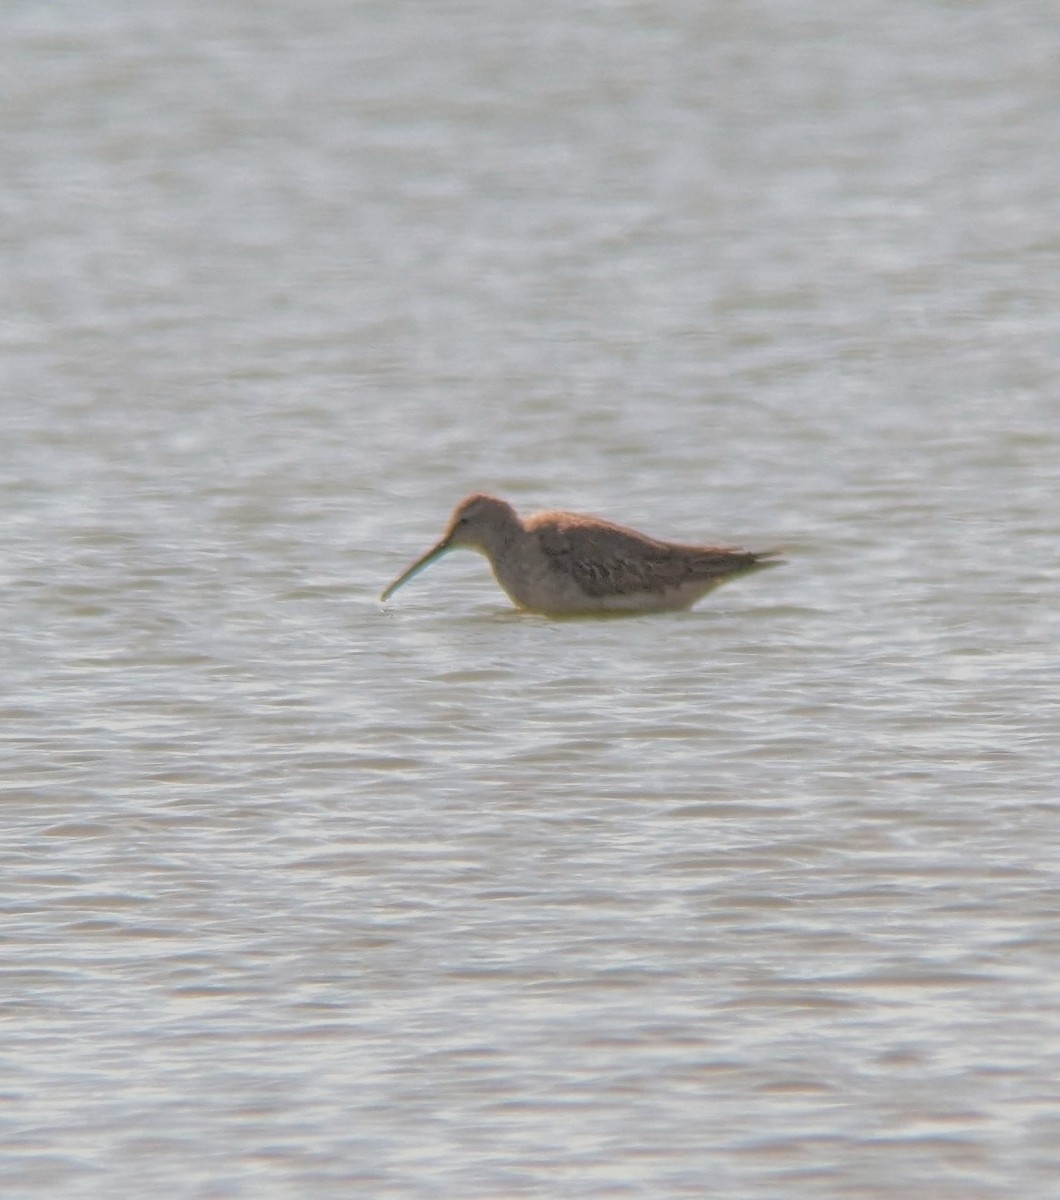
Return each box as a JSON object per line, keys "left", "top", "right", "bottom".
{"left": 2, "top": 1, "right": 1058, "bottom": 1197}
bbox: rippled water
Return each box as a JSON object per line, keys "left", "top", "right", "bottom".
{"left": 3, "top": 1, "right": 1059, "bottom": 1196}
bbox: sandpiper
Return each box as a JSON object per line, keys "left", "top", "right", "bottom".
{"left": 380, "top": 494, "right": 782, "bottom": 616}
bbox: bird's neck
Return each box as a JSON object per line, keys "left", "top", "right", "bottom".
{"left": 476, "top": 508, "right": 524, "bottom": 558}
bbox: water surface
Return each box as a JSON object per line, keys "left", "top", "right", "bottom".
{"left": 2, "top": 1, "right": 1059, "bottom": 1196}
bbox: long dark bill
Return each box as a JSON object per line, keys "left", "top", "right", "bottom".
{"left": 380, "top": 539, "right": 451, "bottom": 601}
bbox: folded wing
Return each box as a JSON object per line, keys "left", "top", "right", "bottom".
{"left": 534, "top": 514, "right": 774, "bottom": 600}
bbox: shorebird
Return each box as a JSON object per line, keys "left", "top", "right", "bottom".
{"left": 380, "top": 494, "right": 782, "bottom": 616}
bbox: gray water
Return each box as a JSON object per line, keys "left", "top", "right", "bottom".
{"left": 2, "top": 2, "right": 1059, "bottom": 1197}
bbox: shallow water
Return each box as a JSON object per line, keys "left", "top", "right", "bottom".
{"left": 2, "top": 1, "right": 1059, "bottom": 1197}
